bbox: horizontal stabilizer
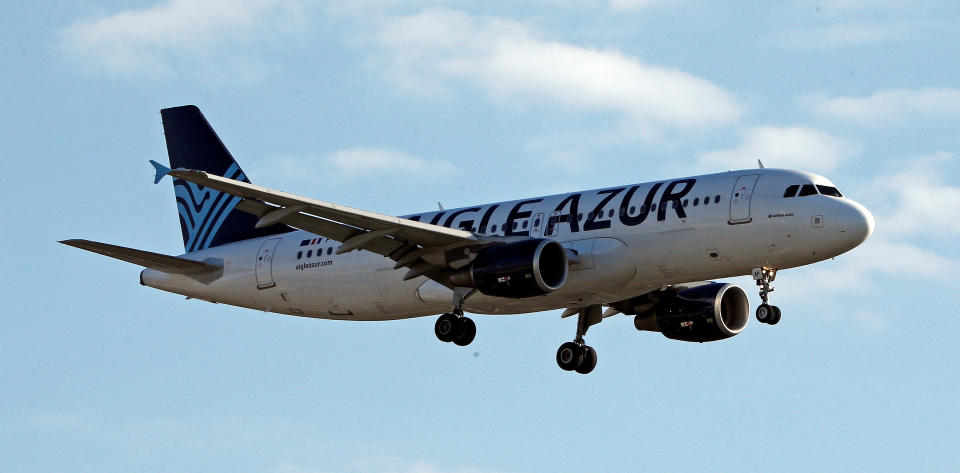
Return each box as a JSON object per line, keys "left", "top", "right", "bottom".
{"left": 59, "top": 239, "right": 221, "bottom": 275}
{"left": 149, "top": 160, "right": 171, "bottom": 184}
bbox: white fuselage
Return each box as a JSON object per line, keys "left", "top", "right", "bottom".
{"left": 141, "top": 168, "right": 874, "bottom": 321}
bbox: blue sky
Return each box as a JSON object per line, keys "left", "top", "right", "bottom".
{"left": 3, "top": 1, "right": 959, "bottom": 472}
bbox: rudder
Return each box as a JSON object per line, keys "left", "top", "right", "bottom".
{"left": 161, "top": 105, "right": 290, "bottom": 252}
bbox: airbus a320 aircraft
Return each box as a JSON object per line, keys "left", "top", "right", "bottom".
{"left": 63, "top": 106, "right": 875, "bottom": 374}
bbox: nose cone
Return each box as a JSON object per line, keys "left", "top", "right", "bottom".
{"left": 838, "top": 199, "right": 875, "bottom": 248}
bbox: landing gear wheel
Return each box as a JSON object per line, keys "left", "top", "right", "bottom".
{"left": 575, "top": 346, "right": 597, "bottom": 374}
{"left": 434, "top": 313, "right": 459, "bottom": 342}
{"left": 756, "top": 304, "right": 773, "bottom": 324}
{"left": 556, "top": 342, "right": 584, "bottom": 371}
{"left": 769, "top": 306, "right": 782, "bottom": 325}
{"left": 453, "top": 317, "right": 476, "bottom": 346}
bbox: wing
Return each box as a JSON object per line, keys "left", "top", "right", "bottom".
{"left": 60, "top": 239, "right": 221, "bottom": 275}
{"left": 167, "top": 169, "right": 507, "bottom": 282}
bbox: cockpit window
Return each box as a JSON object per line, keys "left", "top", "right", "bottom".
{"left": 817, "top": 185, "right": 843, "bottom": 197}
{"left": 798, "top": 184, "right": 818, "bottom": 197}
{"left": 783, "top": 185, "right": 799, "bottom": 198}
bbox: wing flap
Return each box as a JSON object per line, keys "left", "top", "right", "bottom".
{"left": 60, "top": 239, "right": 221, "bottom": 275}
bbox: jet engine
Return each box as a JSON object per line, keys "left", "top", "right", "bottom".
{"left": 615, "top": 283, "right": 749, "bottom": 342}
{"left": 450, "top": 238, "right": 568, "bottom": 298}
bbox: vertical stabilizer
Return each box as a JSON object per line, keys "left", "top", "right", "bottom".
{"left": 160, "top": 105, "right": 289, "bottom": 252}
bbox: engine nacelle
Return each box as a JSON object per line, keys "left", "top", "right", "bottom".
{"left": 451, "top": 238, "right": 568, "bottom": 298}
{"left": 630, "top": 283, "right": 749, "bottom": 342}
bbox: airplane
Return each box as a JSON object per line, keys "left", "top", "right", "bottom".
{"left": 61, "top": 105, "right": 875, "bottom": 374}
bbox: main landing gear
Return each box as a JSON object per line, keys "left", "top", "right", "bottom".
{"left": 753, "top": 267, "right": 782, "bottom": 325}
{"left": 434, "top": 311, "right": 476, "bottom": 346}
{"left": 434, "top": 287, "right": 477, "bottom": 346}
{"left": 556, "top": 306, "right": 600, "bottom": 374}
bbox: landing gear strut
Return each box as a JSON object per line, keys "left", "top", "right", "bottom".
{"left": 752, "top": 267, "right": 782, "bottom": 325}
{"left": 434, "top": 287, "right": 477, "bottom": 346}
{"left": 556, "top": 306, "right": 600, "bottom": 374}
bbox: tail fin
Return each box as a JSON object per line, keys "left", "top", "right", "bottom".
{"left": 161, "top": 105, "right": 290, "bottom": 252}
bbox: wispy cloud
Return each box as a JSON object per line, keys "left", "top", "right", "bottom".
{"left": 811, "top": 87, "right": 960, "bottom": 125}
{"left": 862, "top": 152, "right": 960, "bottom": 238}
{"left": 274, "top": 459, "right": 502, "bottom": 473}
{"left": 367, "top": 9, "right": 742, "bottom": 132}
{"left": 778, "top": 21, "right": 919, "bottom": 48}
{"left": 607, "top": 0, "right": 684, "bottom": 11}
{"left": 697, "top": 126, "right": 859, "bottom": 173}
{"left": 263, "top": 148, "right": 458, "bottom": 185}
{"left": 57, "top": 0, "right": 307, "bottom": 83}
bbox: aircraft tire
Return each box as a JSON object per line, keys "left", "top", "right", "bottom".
{"left": 769, "top": 306, "right": 782, "bottom": 325}
{"left": 756, "top": 304, "right": 773, "bottom": 324}
{"left": 556, "top": 342, "right": 584, "bottom": 371}
{"left": 453, "top": 317, "right": 476, "bottom": 346}
{"left": 435, "top": 313, "right": 459, "bottom": 342}
{"left": 575, "top": 346, "right": 597, "bottom": 374}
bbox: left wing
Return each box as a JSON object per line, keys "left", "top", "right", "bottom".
{"left": 60, "top": 239, "right": 222, "bottom": 277}
{"left": 167, "top": 169, "right": 507, "bottom": 282}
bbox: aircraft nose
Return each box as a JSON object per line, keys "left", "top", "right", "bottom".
{"left": 838, "top": 199, "right": 875, "bottom": 247}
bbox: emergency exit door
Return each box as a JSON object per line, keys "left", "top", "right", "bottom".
{"left": 256, "top": 238, "right": 281, "bottom": 289}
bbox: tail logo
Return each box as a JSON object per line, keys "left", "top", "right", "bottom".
{"left": 174, "top": 162, "right": 246, "bottom": 252}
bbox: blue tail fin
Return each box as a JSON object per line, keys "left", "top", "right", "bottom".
{"left": 160, "top": 105, "right": 291, "bottom": 253}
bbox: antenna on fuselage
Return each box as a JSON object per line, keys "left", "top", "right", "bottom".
{"left": 758, "top": 159, "right": 765, "bottom": 169}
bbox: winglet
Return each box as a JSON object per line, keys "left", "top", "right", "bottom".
{"left": 150, "top": 160, "right": 171, "bottom": 184}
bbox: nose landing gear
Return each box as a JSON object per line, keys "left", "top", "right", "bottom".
{"left": 753, "top": 267, "right": 782, "bottom": 325}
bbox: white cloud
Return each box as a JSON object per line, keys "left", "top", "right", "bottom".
{"left": 608, "top": 0, "right": 683, "bottom": 10}
{"left": 864, "top": 152, "right": 960, "bottom": 238}
{"left": 369, "top": 9, "right": 741, "bottom": 131}
{"left": 812, "top": 88, "right": 960, "bottom": 125}
{"left": 697, "top": 126, "right": 858, "bottom": 173}
{"left": 58, "top": 0, "right": 306, "bottom": 83}
{"left": 326, "top": 148, "right": 458, "bottom": 179}
{"left": 779, "top": 22, "right": 917, "bottom": 48}
{"left": 801, "top": 0, "right": 931, "bottom": 11}
{"left": 264, "top": 148, "right": 458, "bottom": 184}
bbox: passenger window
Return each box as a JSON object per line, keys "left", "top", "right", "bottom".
{"left": 327, "top": 247, "right": 332, "bottom": 255}
{"left": 296, "top": 251, "right": 303, "bottom": 259}
{"left": 578, "top": 213, "right": 583, "bottom": 221}
{"left": 783, "top": 185, "right": 799, "bottom": 198}
{"left": 703, "top": 197, "right": 709, "bottom": 206}
{"left": 651, "top": 203, "right": 657, "bottom": 211}
{"left": 522, "top": 220, "right": 528, "bottom": 229}
{"left": 798, "top": 184, "right": 818, "bottom": 196}
{"left": 683, "top": 199, "right": 688, "bottom": 207}
{"left": 608, "top": 209, "right": 614, "bottom": 218}
{"left": 817, "top": 185, "right": 843, "bottom": 197}
{"left": 307, "top": 250, "right": 312, "bottom": 258}
{"left": 693, "top": 197, "right": 700, "bottom": 206}
{"left": 491, "top": 224, "right": 498, "bottom": 233}
{"left": 714, "top": 195, "right": 721, "bottom": 204}
{"left": 629, "top": 206, "right": 636, "bottom": 214}
{"left": 512, "top": 221, "right": 518, "bottom": 230}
